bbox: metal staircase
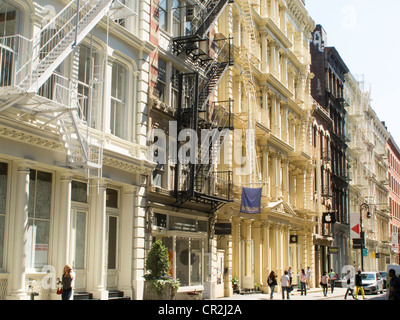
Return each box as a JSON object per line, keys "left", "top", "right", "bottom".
{"left": 194, "top": 100, "right": 233, "bottom": 201}
{"left": 172, "top": 0, "right": 234, "bottom": 210}
{"left": 238, "top": 0, "right": 261, "bottom": 185}
{"left": 188, "top": 0, "right": 234, "bottom": 38}
{"left": 21, "top": 0, "right": 114, "bottom": 93}
{"left": 0, "top": 0, "right": 115, "bottom": 177}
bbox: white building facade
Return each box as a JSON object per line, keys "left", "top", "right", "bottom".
{"left": 0, "top": 0, "right": 155, "bottom": 300}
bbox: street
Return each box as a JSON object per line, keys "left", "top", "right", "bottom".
{"left": 217, "top": 287, "right": 388, "bottom": 301}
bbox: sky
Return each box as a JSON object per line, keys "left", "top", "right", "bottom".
{"left": 305, "top": 0, "right": 400, "bottom": 144}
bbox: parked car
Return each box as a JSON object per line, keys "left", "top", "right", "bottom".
{"left": 361, "top": 272, "right": 384, "bottom": 294}
{"left": 379, "top": 271, "right": 388, "bottom": 289}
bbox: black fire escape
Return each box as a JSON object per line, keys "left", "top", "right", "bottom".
{"left": 172, "top": 0, "right": 234, "bottom": 212}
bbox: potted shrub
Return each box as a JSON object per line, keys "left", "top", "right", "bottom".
{"left": 231, "top": 278, "right": 240, "bottom": 293}
{"left": 143, "top": 240, "right": 180, "bottom": 300}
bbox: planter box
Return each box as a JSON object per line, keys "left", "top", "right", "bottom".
{"left": 143, "top": 281, "right": 177, "bottom": 300}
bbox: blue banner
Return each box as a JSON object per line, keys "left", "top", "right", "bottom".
{"left": 240, "top": 187, "right": 262, "bottom": 214}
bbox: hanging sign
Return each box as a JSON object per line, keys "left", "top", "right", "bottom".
{"left": 323, "top": 212, "right": 336, "bottom": 224}
{"left": 350, "top": 212, "right": 361, "bottom": 239}
{"left": 240, "top": 187, "right": 262, "bottom": 214}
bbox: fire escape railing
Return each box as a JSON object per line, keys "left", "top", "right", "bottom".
{"left": 171, "top": 0, "right": 234, "bottom": 209}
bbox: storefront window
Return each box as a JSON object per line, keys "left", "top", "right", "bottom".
{"left": 176, "top": 238, "right": 189, "bottom": 286}
{"left": 0, "top": 162, "right": 8, "bottom": 270}
{"left": 27, "top": 170, "right": 52, "bottom": 269}
{"left": 154, "top": 214, "right": 207, "bottom": 287}
{"left": 75, "top": 211, "right": 87, "bottom": 270}
{"left": 191, "top": 239, "right": 202, "bottom": 286}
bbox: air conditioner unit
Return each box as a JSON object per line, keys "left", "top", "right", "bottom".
{"left": 186, "top": 5, "right": 196, "bottom": 21}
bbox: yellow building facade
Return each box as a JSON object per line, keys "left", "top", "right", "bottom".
{"left": 212, "top": 0, "right": 317, "bottom": 295}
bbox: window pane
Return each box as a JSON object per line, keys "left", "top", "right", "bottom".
{"left": 110, "top": 99, "right": 125, "bottom": 138}
{"left": 152, "top": 171, "right": 162, "bottom": 187}
{"left": 169, "top": 216, "right": 196, "bottom": 232}
{"left": 26, "top": 220, "right": 49, "bottom": 269}
{"left": 107, "top": 216, "right": 117, "bottom": 270}
{"left": 71, "top": 181, "right": 87, "bottom": 203}
{"left": 35, "top": 171, "right": 52, "bottom": 219}
{"left": 158, "top": 0, "right": 167, "bottom": 30}
{"left": 162, "top": 237, "right": 174, "bottom": 276}
{"left": 191, "top": 239, "right": 202, "bottom": 285}
{"left": 176, "top": 238, "right": 189, "bottom": 286}
{"left": 198, "top": 220, "right": 208, "bottom": 233}
{"left": 106, "top": 189, "right": 118, "bottom": 208}
{"left": 28, "top": 170, "right": 36, "bottom": 218}
{"left": 75, "top": 211, "right": 86, "bottom": 269}
{"left": 0, "top": 162, "right": 7, "bottom": 214}
{"left": 154, "top": 213, "right": 167, "bottom": 228}
{"left": 110, "top": 62, "right": 126, "bottom": 138}
{"left": 0, "top": 215, "right": 4, "bottom": 269}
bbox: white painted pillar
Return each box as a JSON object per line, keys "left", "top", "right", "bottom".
{"left": 57, "top": 173, "right": 72, "bottom": 275}
{"left": 132, "top": 183, "right": 147, "bottom": 300}
{"left": 8, "top": 163, "right": 30, "bottom": 299}
{"left": 119, "top": 185, "right": 137, "bottom": 298}
{"left": 92, "top": 182, "right": 108, "bottom": 300}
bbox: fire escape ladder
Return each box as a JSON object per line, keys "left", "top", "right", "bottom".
{"left": 192, "top": 0, "right": 234, "bottom": 38}
{"left": 19, "top": 0, "right": 114, "bottom": 93}
{"left": 194, "top": 101, "right": 232, "bottom": 196}
{"left": 239, "top": 0, "right": 260, "bottom": 185}
{"left": 238, "top": 0, "right": 260, "bottom": 62}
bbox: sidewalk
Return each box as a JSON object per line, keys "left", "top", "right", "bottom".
{"left": 217, "top": 287, "right": 349, "bottom": 301}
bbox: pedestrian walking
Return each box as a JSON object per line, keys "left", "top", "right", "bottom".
{"left": 267, "top": 271, "right": 278, "bottom": 299}
{"left": 320, "top": 271, "right": 328, "bottom": 296}
{"left": 354, "top": 269, "right": 365, "bottom": 300}
{"left": 388, "top": 269, "right": 400, "bottom": 301}
{"left": 328, "top": 269, "right": 336, "bottom": 293}
{"left": 300, "top": 269, "right": 307, "bottom": 296}
{"left": 61, "top": 264, "right": 74, "bottom": 300}
{"left": 288, "top": 267, "right": 293, "bottom": 286}
{"left": 344, "top": 271, "right": 355, "bottom": 300}
{"left": 281, "top": 270, "right": 291, "bottom": 300}
{"left": 306, "top": 266, "right": 311, "bottom": 290}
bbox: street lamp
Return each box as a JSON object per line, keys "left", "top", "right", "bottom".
{"left": 360, "top": 203, "right": 370, "bottom": 271}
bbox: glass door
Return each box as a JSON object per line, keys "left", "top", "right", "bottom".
{"left": 106, "top": 215, "right": 118, "bottom": 288}
{"left": 70, "top": 209, "right": 88, "bottom": 291}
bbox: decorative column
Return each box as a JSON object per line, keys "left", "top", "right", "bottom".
{"left": 261, "top": 221, "right": 270, "bottom": 293}
{"left": 92, "top": 181, "right": 108, "bottom": 300}
{"left": 119, "top": 185, "right": 138, "bottom": 299}
{"left": 261, "top": 33, "right": 268, "bottom": 73}
{"left": 276, "top": 96, "right": 281, "bottom": 139}
{"left": 289, "top": 166, "right": 297, "bottom": 208}
{"left": 57, "top": 173, "right": 72, "bottom": 278}
{"left": 232, "top": 217, "right": 241, "bottom": 282}
{"left": 299, "top": 230, "right": 307, "bottom": 271}
{"left": 253, "top": 221, "right": 262, "bottom": 288}
{"left": 277, "top": 153, "right": 282, "bottom": 198}
{"left": 277, "top": 224, "right": 283, "bottom": 279}
{"left": 281, "top": 157, "right": 289, "bottom": 202}
{"left": 307, "top": 230, "right": 315, "bottom": 288}
{"left": 261, "top": 87, "right": 269, "bottom": 127}
{"left": 270, "top": 151, "right": 278, "bottom": 201}
{"left": 261, "top": 146, "right": 269, "bottom": 197}
{"left": 283, "top": 225, "right": 289, "bottom": 271}
{"left": 282, "top": 104, "right": 289, "bottom": 143}
{"left": 8, "top": 163, "right": 31, "bottom": 300}
{"left": 132, "top": 178, "right": 147, "bottom": 300}
{"left": 270, "top": 93, "right": 276, "bottom": 135}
